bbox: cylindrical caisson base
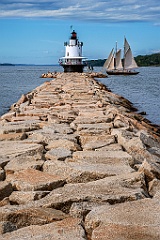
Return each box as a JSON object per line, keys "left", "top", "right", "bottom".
{"left": 62, "top": 65, "right": 85, "bottom": 73}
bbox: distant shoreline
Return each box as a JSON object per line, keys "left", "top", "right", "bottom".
{"left": 0, "top": 63, "right": 59, "bottom": 66}
{"left": 0, "top": 63, "right": 15, "bottom": 66}
{"left": 1, "top": 51, "right": 160, "bottom": 67}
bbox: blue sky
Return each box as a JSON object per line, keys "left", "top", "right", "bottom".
{"left": 0, "top": 0, "right": 160, "bottom": 64}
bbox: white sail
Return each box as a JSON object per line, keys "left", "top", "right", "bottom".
{"left": 108, "top": 54, "right": 114, "bottom": 70}
{"left": 103, "top": 48, "right": 114, "bottom": 70}
{"left": 124, "top": 38, "right": 138, "bottom": 69}
{"left": 115, "top": 49, "right": 123, "bottom": 70}
{"left": 124, "top": 38, "right": 130, "bottom": 56}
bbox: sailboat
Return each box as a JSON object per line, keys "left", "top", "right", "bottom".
{"left": 104, "top": 38, "right": 139, "bottom": 75}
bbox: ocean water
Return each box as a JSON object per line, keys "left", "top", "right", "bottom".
{"left": 97, "top": 66, "right": 160, "bottom": 126}
{"left": 0, "top": 65, "right": 62, "bottom": 116}
{"left": 0, "top": 65, "right": 159, "bottom": 126}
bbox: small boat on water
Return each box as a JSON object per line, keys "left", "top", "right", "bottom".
{"left": 104, "top": 38, "right": 139, "bottom": 75}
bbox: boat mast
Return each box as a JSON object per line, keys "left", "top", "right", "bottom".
{"left": 123, "top": 36, "right": 130, "bottom": 70}
{"left": 123, "top": 37, "right": 125, "bottom": 70}
{"left": 115, "top": 41, "right": 117, "bottom": 70}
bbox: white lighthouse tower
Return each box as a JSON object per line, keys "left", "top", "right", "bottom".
{"left": 59, "top": 30, "right": 87, "bottom": 72}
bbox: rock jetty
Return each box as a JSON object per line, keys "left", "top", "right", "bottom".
{"left": 0, "top": 72, "right": 160, "bottom": 240}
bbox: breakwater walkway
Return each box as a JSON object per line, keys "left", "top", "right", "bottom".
{"left": 0, "top": 72, "right": 160, "bottom": 239}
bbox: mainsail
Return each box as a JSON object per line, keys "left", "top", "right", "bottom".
{"left": 115, "top": 49, "right": 123, "bottom": 70}
{"left": 124, "top": 38, "right": 138, "bottom": 69}
{"left": 103, "top": 48, "right": 114, "bottom": 70}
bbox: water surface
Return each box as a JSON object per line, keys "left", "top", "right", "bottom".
{"left": 0, "top": 65, "right": 159, "bottom": 126}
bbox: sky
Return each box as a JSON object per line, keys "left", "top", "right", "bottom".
{"left": 0, "top": 0, "right": 160, "bottom": 65}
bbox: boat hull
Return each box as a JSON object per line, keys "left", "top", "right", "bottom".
{"left": 62, "top": 64, "right": 85, "bottom": 73}
{"left": 106, "top": 70, "right": 139, "bottom": 75}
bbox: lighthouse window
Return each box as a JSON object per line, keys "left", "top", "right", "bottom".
{"left": 67, "top": 52, "right": 69, "bottom": 56}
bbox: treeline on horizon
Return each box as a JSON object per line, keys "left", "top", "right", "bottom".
{"left": 1, "top": 53, "right": 160, "bottom": 67}
{"left": 86, "top": 52, "right": 160, "bottom": 67}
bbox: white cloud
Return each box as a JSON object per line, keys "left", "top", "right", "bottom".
{"left": 0, "top": 0, "right": 159, "bottom": 24}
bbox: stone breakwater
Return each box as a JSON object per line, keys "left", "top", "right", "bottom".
{"left": 0, "top": 72, "right": 160, "bottom": 240}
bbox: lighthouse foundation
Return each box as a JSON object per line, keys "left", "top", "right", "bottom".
{"left": 62, "top": 64, "right": 85, "bottom": 73}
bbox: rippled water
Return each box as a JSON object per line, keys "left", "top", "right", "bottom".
{"left": 0, "top": 65, "right": 159, "bottom": 126}
{"left": 97, "top": 67, "right": 160, "bottom": 126}
{"left": 0, "top": 65, "right": 62, "bottom": 116}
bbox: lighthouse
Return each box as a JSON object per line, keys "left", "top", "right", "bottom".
{"left": 59, "top": 30, "right": 87, "bottom": 72}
